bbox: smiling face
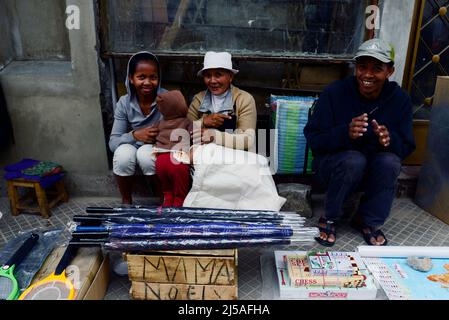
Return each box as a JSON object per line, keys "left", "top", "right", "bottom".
{"left": 129, "top": 60, "right": 159, "bottom": 100}
{"left": 355, "top": 56, "right": 394, "bottom": 100}
{"left": 202, "top": 68, "right": 234, "bottom": 95}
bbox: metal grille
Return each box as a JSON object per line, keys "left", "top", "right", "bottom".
{"left": 0, "top": 276, "right": 14, "bottom": 300}
{"left": 410, "top": 0, "right": 449, "bottom": 119}
{"left": 100, "top": 0, "right": 368, "bottom": 57}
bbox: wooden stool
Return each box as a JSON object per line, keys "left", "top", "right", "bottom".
{"left": 7, "top": 178, "right": 69, "bottom": 219}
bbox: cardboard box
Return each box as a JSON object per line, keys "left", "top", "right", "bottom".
{"left": 83, "top": 253, "right": 110, "bottom": 300}
{"left": 125, "top": 249, "right": 238, "bottom": 300}
{"left": 28, "top": 246, "right": 110, "bottom": 300}
{"left": 276, "top": 251, "right": 378, "bottom": 300}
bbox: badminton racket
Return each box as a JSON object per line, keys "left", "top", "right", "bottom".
{"left": 19, "top": 244, "right": 78, "bottom": 300}
{"left": 0, "top": 233, "right": 39, "bottom": 300}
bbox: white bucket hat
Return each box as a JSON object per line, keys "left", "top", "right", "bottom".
{"left": 197, "top": 52, "right": 239, "bottom": 76}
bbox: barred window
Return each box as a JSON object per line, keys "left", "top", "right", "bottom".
{"left": 101, "top": 0, "right": 368, "bottom": 57}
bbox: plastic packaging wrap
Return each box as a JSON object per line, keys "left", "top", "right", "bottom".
{"left": 74, "top": 211, "right": 305, "bottom": 226}
{"left": 102, "top": 236, "right": 317, "bottom": 251}
{"left": 73, "top": 214, "right": 303, "bottom": 226}
{"left": 82, "top": 213, "right": 284, "bottom": 222}
{"left": 72, "top": 206, "right": 319, "bottom": 251}
{"left": 74, "top": 215, "right": 283, "bottom": 225}
{"left": 75, "top": 223, "right": 295, "bottom": 239}
{"left": 83, "top": 206, "right": 303, "bottom": 222}
{"left": 71, "top": 229, "right": 319, "bottom": 251}
{"left": 86, "top": 206, "right": 293, "bottom": 216}
{"left": 0, "top": 228, "right": 64, "bottom": 294}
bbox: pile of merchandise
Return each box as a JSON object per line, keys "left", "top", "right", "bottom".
{"left": 70, "top": 206, "right": 319, "bottom": 251}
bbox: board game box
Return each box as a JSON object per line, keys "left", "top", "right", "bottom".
{"left": 275, "top": 251, "right": 378, "bottom": 300}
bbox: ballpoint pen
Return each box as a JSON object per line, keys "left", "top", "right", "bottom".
{"left": 368, "top": 106, "right": 379, "bottom": 115}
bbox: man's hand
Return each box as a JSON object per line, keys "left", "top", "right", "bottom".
{"left": 372, "top": 119, "right": 390, "bottom": 147}
{"left": 203, "top": 113, "right": 232, "bottom": 128}
{"left": 349, "top": 113, "right": 369, "bottom": 140}
{"left": 132, "top": 126, "right": 159, "bottom": 144}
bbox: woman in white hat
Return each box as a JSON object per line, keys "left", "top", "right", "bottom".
{"left": 187, "top": 52, "right": 257, "bottom": 150}
{"left": 183, "top": 52, "right": 284, "bottom": 211}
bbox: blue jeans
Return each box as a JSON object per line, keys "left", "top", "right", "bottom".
{"left": 317, "top": 151, "right": 401, "bottom": 228}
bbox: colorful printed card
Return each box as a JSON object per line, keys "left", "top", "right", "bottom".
{"left": 363, "top": 257, "right": 449, "bottom": 300}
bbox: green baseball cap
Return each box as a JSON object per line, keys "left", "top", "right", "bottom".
{"left": 354, "top": 39, "right": 395, "bottom": 64}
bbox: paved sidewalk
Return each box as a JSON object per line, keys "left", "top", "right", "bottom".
{"left": 1, "top": 196, "right": 448, "bottom": 300}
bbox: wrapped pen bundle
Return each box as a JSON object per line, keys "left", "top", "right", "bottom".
{"left": 74, "top": 223, "right": 297, "bottom": 239}
{"left": 71, "top": 206, "right": 319, "bottom": 251}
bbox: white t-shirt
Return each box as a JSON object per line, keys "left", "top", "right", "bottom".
{"left": 211, "top": 91, "right": 229, "bottom": 113}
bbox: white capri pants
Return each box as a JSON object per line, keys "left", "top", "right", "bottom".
{"left": 113, "top": 144, "right": 156, "bottom": 176}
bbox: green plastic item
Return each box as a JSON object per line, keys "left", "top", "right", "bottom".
{"left": 0, "top": 234, "right": 39, "bottom": 300}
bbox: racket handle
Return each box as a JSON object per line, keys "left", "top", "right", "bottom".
{"left": 5, "top": 233, "right": 39, "bottom": 267}
{"left": 55, "top": 244, "right": 79, "bottom": 276}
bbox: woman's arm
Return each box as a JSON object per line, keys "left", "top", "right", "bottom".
{"left": 109, "top": 99, "right": 137, "bottom": 153}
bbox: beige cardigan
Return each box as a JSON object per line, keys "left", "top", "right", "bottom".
{"left": 187, "top": 86, "right": 257, "bottom": 151}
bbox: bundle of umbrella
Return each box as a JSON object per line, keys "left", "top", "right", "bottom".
{"left": 70, "top": 206, "right": 319, "bottom": 251}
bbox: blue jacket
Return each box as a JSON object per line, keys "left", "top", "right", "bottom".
{"left": 304, "top": 76, "right": 416, "bottom": 167}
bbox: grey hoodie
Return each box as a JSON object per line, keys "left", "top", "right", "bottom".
{"left": 109, "top": 51, "right": 166, "bottom": 152}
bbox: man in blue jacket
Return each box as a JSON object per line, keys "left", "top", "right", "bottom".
{"left": 304, "top": 39, "right": 416, "bottom": 247}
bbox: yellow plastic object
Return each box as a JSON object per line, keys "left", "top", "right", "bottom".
{"left": 18, "top": 272, "right": 75, "bottom": 300}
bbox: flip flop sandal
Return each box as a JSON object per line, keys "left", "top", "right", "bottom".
{"left": 373, "top": 229, "right": 388, "bottom": 246}
{"left": 315, "top": 217, "right": 336, "bottom": 247}
{"left": 361, "top": 227, "right": 388, "bottom": 246}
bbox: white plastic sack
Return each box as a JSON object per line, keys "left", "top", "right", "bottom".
{"left": 184, "top": 144, "right": 286, "bottom": 211}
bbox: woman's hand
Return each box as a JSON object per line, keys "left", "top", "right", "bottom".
{"left": 202, "top": 113, "right": 232, "bottom": 128}
{"left": 132, "top": 126, "right": 159, "bottom": 144}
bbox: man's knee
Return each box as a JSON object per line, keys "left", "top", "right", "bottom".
{"left": 371, "top": 152, "right": 401, "bottom": 180}
{"left": 318, "top": 151, "right": 366, "bottom": 184}
{"left": 338, "top": 151, "right": 367, "bottom": 176}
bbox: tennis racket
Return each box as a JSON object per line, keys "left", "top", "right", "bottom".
{"left": 0, "top": 233, "right": 39, "bottom": 300}
{"left": 19, "top": 244, "right": 78, "bottom": 300}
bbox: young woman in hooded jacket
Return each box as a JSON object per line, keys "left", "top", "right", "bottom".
{"left": 109, "top": 52, "right": 166, "bottom": 204}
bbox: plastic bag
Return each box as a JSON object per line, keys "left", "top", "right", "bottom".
{"left": 0, "top": 228, "right": 64, "bottom": 293}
